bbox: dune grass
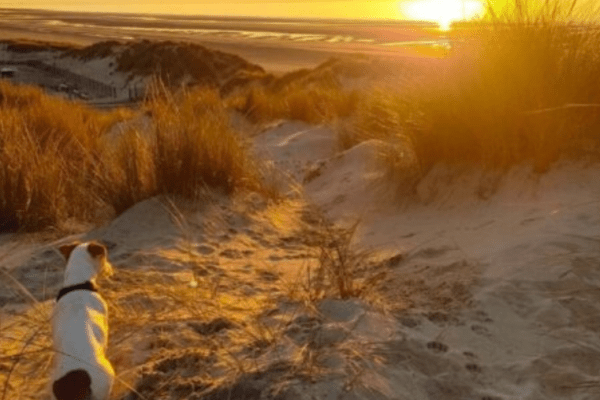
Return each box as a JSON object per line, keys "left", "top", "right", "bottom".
{"left": 399, "top": 0, "right": 600, "bottom": 176}
{"left": 230, "top": 82, "right": 359, "bottom": 125}
{"left": 0, "top": 81, "right": 131, "bottom": 231}
{"left": 97, "top": 82, "right": 270, "bottom": 215}
{"left": 0, "top": 80, "right": 273, "bottom": 232}
{"left": 333, "top": 0, "right": 600, "bottom": 194}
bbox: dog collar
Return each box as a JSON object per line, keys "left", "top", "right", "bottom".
{"left": 56, "top": 281, "right": 98, "bottom": 302}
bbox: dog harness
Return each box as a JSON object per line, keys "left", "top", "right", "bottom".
{"left": 56, "top": 281, "right": 98, "bottom": 302}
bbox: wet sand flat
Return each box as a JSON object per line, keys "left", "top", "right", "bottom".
{"left": 0, "top": 8, "right": 447, "bottom": 73}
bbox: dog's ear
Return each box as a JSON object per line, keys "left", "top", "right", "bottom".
{"left": 87, "top": 241, "right": 107, "bottom": 259}
{"left": 58, "top": 242, "right": 81, "bottom": 261}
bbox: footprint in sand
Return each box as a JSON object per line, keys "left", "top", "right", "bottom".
{"left": 219, "top": 248, "right": 243, "bottom": 259}
{"left": 256, "top": 269, "right": 280, "bottom": 282}
{"left": 399, "top": 316, "right": 419, "bottom": 328}
{"left": 187, "top": 318, "right": 236, "bottom": 336}
{"left": 411, "top": 246, "right": 456, "bottom": 260}
{"left": 471, "top": 324, "right": 492, "bottom": 337}
{"left": 465, "top": 363, "right": 483, "bottom": 373}
{"left": 520, "top": 217, "right": 543, "bottom": 226}
{"left": 426, "top": 341, "right": 449, "bottom": 353}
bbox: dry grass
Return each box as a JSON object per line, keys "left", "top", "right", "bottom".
{"left": 0, "top": 80, "right": 274, "bottom": 232}
{"left": 230, "top": 83, "right": 359, "bottom": 125}
{"left": 333, "top": 0, "right": 600, "bottom": 192}
{"left": 0, "top": 81, "right": 131, "bottom": 232}
{"left": 0, "top": 302, "right": 54, "bottom": 400}
{"left": 97, "top": 82, "right": 270, "bottom": 215}
{"left": 282, "top": 209, "right": 389, "bottom": 307}
{"left": 404, "top": 0, "right": 600, "bottom": 174}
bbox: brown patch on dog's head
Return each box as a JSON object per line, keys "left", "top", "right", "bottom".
{"left": 58, "top": 241, "right": 82, "bottom": 261}
{"left": 87, "top": 241, "right": 114, "bottom": 278}
{"left": 87, "top": 241, "right": 107, "bottom": 259}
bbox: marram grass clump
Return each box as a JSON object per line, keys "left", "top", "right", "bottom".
{"left": 0, "top": 81, "right": 272, "bottom": 232}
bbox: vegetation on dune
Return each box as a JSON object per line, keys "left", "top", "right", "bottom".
{"left": 228, "top": 1, "right": 600, "bottom": 186}
{"left": 114, "top": 40, "right": 267, "bottom": 87}
{"left": 411, "top": 0, "right": 600, "bottom": 173}
{"left": 226, "top": 55, "right": 376, "bottom": 125}
{"left": 0, "top": 81, "right": 129, "bottom": 231}
{"left": 354, "top": 0, "right": 600, "bottom": 181}
{"left": 98, "top": 81, "right": 268, "bottom": 214}
{"left": 0, "top": 81, "right": 271, "bottom": 232}
{"left": 3, "top": 0, "right": 600, "bottom": 231}
{"left": 231, "top": 83, "right": 359, "bottom": 125}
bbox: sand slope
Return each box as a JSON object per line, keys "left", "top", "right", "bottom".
{"left": 253, "top": 123, "right": 600, "bottom": 400}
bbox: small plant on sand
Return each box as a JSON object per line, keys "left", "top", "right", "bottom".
{"left": 291, "top": 211, "right": 387, "bottom": 303}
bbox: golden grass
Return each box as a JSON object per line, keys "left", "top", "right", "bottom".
{"left": 0, "top": 81, "right": 130, "bottom": 231}
{"left": 0, "top": 302, "right": 54, "bottom": 400}
{"left": 0, "top": 80, "right": 273, "bottom": 232}
{"left": 97, "top": 82, "right": 269, "bottom": 215}
{"left": 404, "top": 0, "right": 600, "bottom": 174}
{"left": 230, "top": 83, "right": 359, "bottom": 125}
{"left": 332, "top": 0, "right": 600, "bottom": 191}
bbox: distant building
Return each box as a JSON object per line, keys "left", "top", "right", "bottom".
{"left": 0, "top": 67, "right": 16, "bottom": 78}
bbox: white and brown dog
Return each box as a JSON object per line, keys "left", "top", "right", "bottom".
{"left": 51, "top": 241, "right": 115, "bottom": 400}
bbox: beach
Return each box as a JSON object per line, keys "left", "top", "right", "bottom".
{"left": 1, "top": 7, "right": 600, "bottom": 400}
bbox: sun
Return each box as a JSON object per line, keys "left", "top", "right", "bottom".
{"left": 400, "top": 0, "right": 485, "bottom": 30}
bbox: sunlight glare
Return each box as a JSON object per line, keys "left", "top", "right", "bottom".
{"left": 400, "top": 0, "right": 485, "bottom": 30}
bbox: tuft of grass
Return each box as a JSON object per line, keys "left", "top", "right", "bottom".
{"left": 231, "top": 83, "right": 359, "bottom": 125}
{"left": 0, "top": 79, "right": 273, "bottom": 232}
{"left": 285, "top": 209, "right": 388, "bottom": 304}
{"left": 97, "top": 81, "right": 270, "bottom": 214}
{"left": 0, "top": 81, "right": 130, "bottom": 232}
{"left": 407, "top": 0, "right": 600, "bottom": 173}
{"left": 336, "top": 0, "right": 600, "bottom": 191}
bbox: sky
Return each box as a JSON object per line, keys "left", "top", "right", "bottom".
{"left": 2, "top": 0, "right": 493, "bottom": 22}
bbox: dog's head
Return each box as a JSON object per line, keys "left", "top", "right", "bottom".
{"left": 59, "top": 241, "right": 114, "bottom": 284}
